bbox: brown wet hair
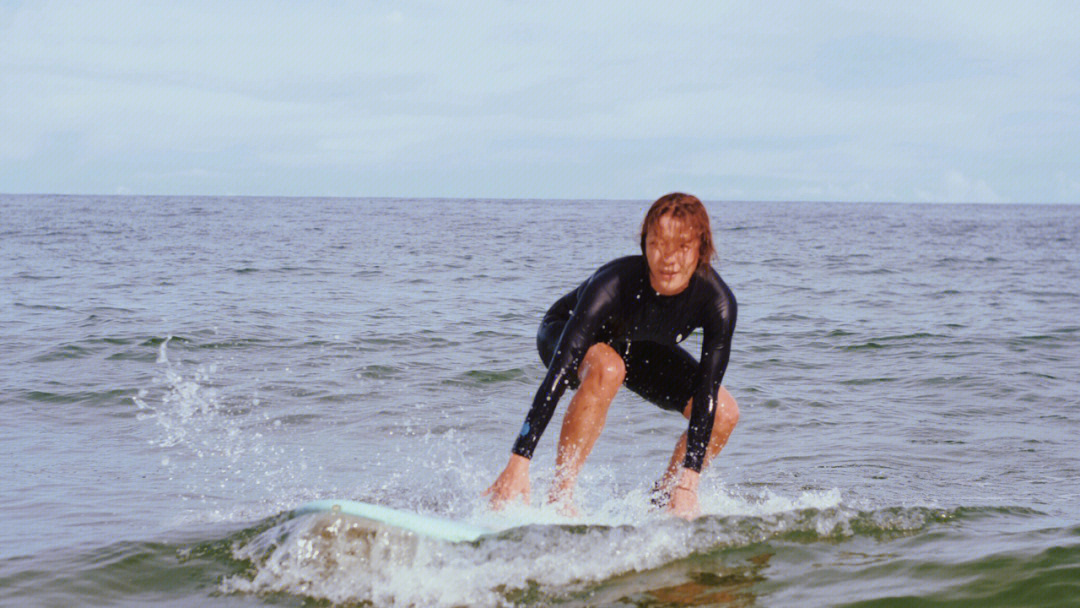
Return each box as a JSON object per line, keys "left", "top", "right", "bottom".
{"left": 639, "top": 192, "right": 716, "bottom": 271}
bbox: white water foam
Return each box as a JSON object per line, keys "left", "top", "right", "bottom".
{"left": 220, "top": 486, "right": 865, "bottom": 607}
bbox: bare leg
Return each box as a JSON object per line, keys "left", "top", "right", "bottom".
{"left": 657, "top": 386, "right": 739, "bottom": 496}
{"left": 548, "top": 343, "right": 626, "bottom": 511}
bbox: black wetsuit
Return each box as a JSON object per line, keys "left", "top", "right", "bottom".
{"left": 511, "top": 255, "right": 737, "bottom": 472}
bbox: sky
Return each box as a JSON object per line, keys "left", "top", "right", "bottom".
{"left": 1, "top": 1, "right": 1078, "bottom": 203}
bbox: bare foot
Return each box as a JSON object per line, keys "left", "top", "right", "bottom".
{"left": 554, "top": 498, "right": 581, "bottom": 518}
{"left": 547, "top": 487, "right": 582, "bottom": 518}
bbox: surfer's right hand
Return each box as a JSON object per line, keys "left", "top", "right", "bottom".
{"left": 485, "top": 453, "right": 531, "bottom": 509}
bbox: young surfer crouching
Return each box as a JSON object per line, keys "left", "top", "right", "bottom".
{"left": 486, "top": 193, "right": 739, "bottom": 519}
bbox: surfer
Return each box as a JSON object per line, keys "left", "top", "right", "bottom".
{"left": 485, "top": 193, "right": 738, "bottom": 519}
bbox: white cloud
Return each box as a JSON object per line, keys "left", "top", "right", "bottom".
{"left": 1, "top": 1, "right": 1078, "bottom": 200}
{"left": 914, "top": 170, "right": 1006, "bottom": 204}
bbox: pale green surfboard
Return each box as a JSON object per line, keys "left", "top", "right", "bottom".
{"left": 293, "top": 499, "right": 493, "bottom": 543}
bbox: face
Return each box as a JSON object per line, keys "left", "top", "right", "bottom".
{"left": 645, "top": 213, "right": 700, "bottom": 296}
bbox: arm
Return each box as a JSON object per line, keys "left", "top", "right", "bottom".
{"left": 682, "top": 280, "right": 737, "bottom": 472}
{"left": 487, "top": 269, "right": 621, "bottom": 509}
{"left": 669, "top": 282, "right": 735, "bottom": 519}
{"left": 511, "top": 272, "right": 619, "bottom": 461}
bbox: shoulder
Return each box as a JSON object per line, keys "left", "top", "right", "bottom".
{"left": 587, "top": 255, "right": 647, "bottom": 289}
{"left": 694, "top": 265, "right": 737, "bottom": 319}
{"left": 574, "top": 256, "right": 645, "bottom": 310}
{"left": 595, "top": 255, "right": 646, "bottom": 278}
{"left": 696, "top": 265, "right": 735, "bottom": 299}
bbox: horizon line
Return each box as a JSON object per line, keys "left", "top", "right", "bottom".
{"left": 2, "top": 192, "right": 1075, "bottom": 206}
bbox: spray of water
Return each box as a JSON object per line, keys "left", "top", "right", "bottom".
{"left": 133, "top": 336, "right": 320, "bottom": 522}
{"left": 219, "top": 485, "right": 945, "bottom": 607}
{"left": 131, "top": 338, "right": 947, "bottom": 606}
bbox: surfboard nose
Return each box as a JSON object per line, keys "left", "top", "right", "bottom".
{"left": 294, "top": 499, "right": 492, "bottom": 543}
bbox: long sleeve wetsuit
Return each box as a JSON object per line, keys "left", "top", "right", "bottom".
{"left": 511, "top": 255, "right": 737, "bottom": 472}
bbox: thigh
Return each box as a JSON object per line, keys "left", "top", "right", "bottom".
{"left": 621, "top": 341, "right": 699, "bottom": 412}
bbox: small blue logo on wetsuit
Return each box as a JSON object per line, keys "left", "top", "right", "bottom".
{"left": 519, "top": 421, "right": 531, "bottom": 437}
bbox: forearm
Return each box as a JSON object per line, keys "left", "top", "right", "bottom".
{"left": 511, "top": 369, "right": 572, "bottom": 458}
{"left": 683, "top": 343, "right": 729, "bottom": 471}
{"left": 684, "top": 285, "right": 736, "bottom": 471}
{"left": 682, "top": 393, "right": 716, "bottom": 471}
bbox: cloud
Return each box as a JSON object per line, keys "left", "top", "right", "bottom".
{"left": 914, "top": 170, "right": 1005, "bottom": 203}
{"left": 1, "top": 1, "right": 1078, "bottom": 200}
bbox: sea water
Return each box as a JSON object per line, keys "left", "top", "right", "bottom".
{"left": 1, "top": 195, "right": 1078, "bottom": 606}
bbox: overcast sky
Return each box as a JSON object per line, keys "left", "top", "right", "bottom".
{"left": 2, "top": 1, "right": 1078, "bottom": 202}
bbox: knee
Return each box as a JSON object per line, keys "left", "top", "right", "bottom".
{"left": 714, "top": 387, "right": 739, "bottom": 429}
{"left": 580, "top": 343, "right": 626, "bottom": 389}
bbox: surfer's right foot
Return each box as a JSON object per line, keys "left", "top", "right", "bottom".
{"left": 547, "top": 487, "right": 581, "bottom": 518}
{"left": 553, "top": 499, "right": 581, "bottom": 518}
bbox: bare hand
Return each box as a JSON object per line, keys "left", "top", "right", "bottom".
{"left": 484, "top": 454, "right": 531, "bottom": 510}
{"left": 667, "top": 485, "right": 700, "bottom": 519}
{"left": 667, "top": 467, "right": 701, "bottom": 520}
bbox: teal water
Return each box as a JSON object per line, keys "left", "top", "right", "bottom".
{"left": 1, "top": 195, "right": 1078, "bottom": 606}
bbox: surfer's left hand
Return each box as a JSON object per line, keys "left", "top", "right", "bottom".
{"left": 667, "top": 468, "right": 701, "bottom": 520}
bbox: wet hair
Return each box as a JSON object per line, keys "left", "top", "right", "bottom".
{"left": 639, "top": 192, "right": 716, "bottom": 271}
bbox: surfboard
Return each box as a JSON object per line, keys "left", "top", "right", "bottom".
{"left": 293, "top": 499, "right": 493, "bottom": 543}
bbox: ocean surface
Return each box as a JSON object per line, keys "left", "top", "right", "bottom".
{"left": 1, "top": 194, "right": 1078, "bottom": 607}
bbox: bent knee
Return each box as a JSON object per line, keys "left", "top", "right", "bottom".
{"left": 580, "top": 343, "right": 626, "bottom": 387}
{"left": 714, "top": 387, "right": 739, "bottom": 428}
{"left": 682, "top": 386, "right": 740, "bottom": 427}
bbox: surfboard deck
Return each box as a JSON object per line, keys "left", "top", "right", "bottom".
{"left": 293, "top": 499, "right": 493, "bottom": 543}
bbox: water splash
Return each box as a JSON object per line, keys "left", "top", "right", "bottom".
{"left": 219, "top": 488, "right": 952, "bottom": 607}
{"left": 155, "top": 334, "right": 171, "bottom": 363}
{"left": 132, "top": 336, "right": 319, "bottom": 520}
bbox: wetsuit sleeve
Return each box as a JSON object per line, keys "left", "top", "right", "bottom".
{"left": 511, "top": 271, "right": 621, "bottom": 460}
{"left": 683, "top": 282, "right": 737, "bottom": 472}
